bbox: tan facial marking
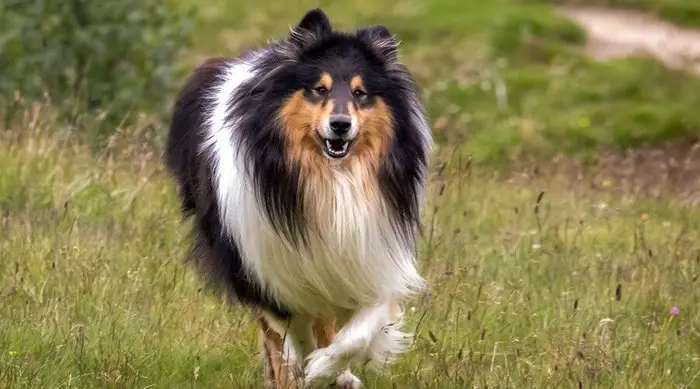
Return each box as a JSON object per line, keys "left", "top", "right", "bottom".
{"left": 348, "top": 97, "right": 393, "bottom": 169}
{"left": 278, "top": 90, "right": 334, "bottom": 168}
{"left": 350, "top": 75, "right": 365, "bottom": 92}
{"left": 318, "top": 72, "right": 333, "bottom": 89}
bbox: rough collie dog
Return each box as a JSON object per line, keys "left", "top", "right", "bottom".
{"left": 164, "top": 8, "right": 432, "bottom": 388}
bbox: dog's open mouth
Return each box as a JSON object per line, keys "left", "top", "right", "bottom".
{"left": 322, "top": 138, "right": 352, "bottom": 159}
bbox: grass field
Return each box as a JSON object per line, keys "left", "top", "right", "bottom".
{"left": 2, "top": 0, "right": 700, "bottom": 388}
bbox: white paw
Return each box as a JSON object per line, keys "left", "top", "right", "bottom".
{"left": 334, "top": 370, "right": 362, "bottom": 388}
{"left": 304, "top": 346, "right": 345, "bottom": 388}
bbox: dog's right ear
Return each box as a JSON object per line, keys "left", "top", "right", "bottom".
{"left": 288, "top": 8, "right": 332, "bottom": 49}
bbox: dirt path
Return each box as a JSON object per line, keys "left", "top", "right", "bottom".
{"left": 557, "top": 6, "right": 700, "bottom": 76}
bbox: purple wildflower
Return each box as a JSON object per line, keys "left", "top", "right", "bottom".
{"left": 669, "top": 306, "right": 680, "bottom": 316}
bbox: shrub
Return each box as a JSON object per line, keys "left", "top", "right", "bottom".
{"left": 0, "top": 0, "right": 195, "bottom": 138}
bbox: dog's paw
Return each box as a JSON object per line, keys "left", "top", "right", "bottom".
{"left": 303, "top": 347, "right": 337, "bottom": 388}
{"left": 334, "top": 370, "right": 362, "bottom": 389}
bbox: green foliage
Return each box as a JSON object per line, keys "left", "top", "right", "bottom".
{"left": 490, "top": 8, "right": 586, "bottom": 62}
{"left": 0, "top": 0, "right": 194, "bottom": 135}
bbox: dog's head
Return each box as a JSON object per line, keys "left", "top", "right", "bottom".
{"left": 273, "top": 9, "right": 406, "bottom": 167}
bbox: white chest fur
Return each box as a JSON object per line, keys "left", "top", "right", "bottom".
{"left": 236, "top": 168, "right": 424, "bottom": 316}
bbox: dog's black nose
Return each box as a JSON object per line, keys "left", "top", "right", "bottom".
{"left": 329, "top": 115, "right": 351, "bottom": 135}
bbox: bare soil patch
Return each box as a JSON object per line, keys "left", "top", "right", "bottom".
{"left": 558, "top": 5, "right": 700, "bottom": 75}
{"left": 509, "top": 139, "right": 700, "bottom": 204}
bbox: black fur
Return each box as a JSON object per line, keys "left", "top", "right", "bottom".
{"left": 164, "top": 8, "right": 430, "bottom": 316}
{"left": 165, "top": 58, "right": 291, "bottom": 319}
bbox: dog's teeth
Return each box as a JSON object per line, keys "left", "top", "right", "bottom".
{"left": 324, "top": 139, "right": 350, "bottom": 157}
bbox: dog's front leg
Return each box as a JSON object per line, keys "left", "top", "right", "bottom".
{"left": 304, "top": 297, "right": 410, "bottom": 388}
{"left": 312, "top": 316, "right": 362, "bottom": 388}
{"left": 261, "top": 313, "right": 317, "bottom": 389}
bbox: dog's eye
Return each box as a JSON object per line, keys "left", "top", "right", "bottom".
{"left": 313, "top": 86, "right": 328, "bottom": 96}
{"left": 353, "top": 89, "right": 367, "bottom": 98}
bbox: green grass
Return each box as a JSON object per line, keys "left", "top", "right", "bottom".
{"left": 2, "top": 108, "right": 699, "bottom": 388}
{"left": 3, "top": 0, "right": 700, "bottom": 388}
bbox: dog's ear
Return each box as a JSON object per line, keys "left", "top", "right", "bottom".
{"left": 357, "top": 25, "right": 399, "bottom": 63}
{"left": 288, "top": 8, "right": 332, "bottom": 49}
{"left": 297, "top": 8, "right": 332, "bottom": 37}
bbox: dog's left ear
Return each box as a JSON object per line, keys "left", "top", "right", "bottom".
{"left": 357, "top": 25, "right": 399, "bottom": 63}
{"left": 288, "top": 8, "right": 332, "bottom": 49}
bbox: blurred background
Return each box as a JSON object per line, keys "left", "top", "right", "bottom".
{"left": 1, "top": 1, "right": 699, "bottom": 388}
